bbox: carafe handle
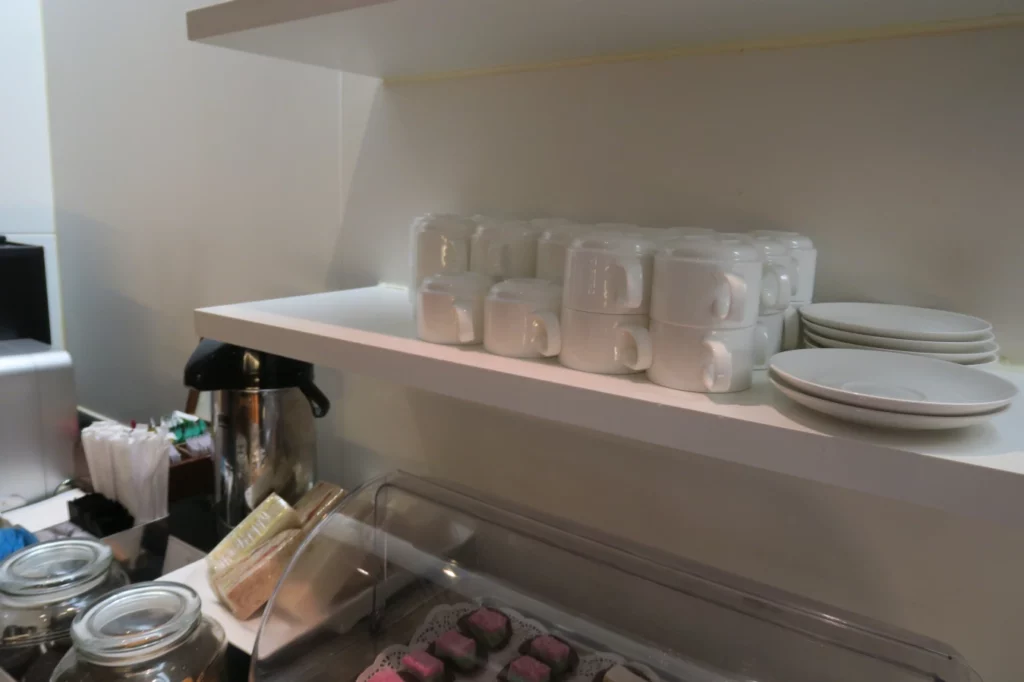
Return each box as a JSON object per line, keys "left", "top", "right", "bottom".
{"left": 299, "top": 380, "right": 331, "bottom": 418}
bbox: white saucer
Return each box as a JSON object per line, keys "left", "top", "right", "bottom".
{"left": 803, "top": 329, "right": 999, "bottom": 364}
{"left": 802, "top": 337, "right": 1000, "bottom": 368}
{"left": 770, "top": 374, "right": 1009, "bottom": 430}
{"left": 800, "top": 303, "right": 992, "bottom": 341}
{"left": 802, "top": 319, "right": 996, "bottom": 352}
{"left": 769, "top": 348, "right": 1018, "bottom": 416}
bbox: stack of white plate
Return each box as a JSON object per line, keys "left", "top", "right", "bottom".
{"left": 799, "top": 303, "right": 999, "bottom": 367}
{"left": 769, "top": 349, "right": 1017, "bottom": 430}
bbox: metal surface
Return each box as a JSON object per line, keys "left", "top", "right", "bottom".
{"left": 0, "top": 340, "right": 76, "bottom": 509}
{"left": 212, "top": 387, "right": 316, "bottom": 530}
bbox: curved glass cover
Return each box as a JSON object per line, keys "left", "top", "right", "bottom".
{"left": 254, "top": 472, "right": 981, "bottom": 682}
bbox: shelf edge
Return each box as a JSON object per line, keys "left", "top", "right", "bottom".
{"left": 194, "top": 296, "right": 1024, "bottom": 528}
{"left": 383, "top": 13, "right": 1024, "bottom": 84}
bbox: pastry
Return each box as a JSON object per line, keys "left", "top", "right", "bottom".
{"left": 594, "top": 664, "right": 651, "bottom": 682}
{"left": 210, "top": 528, "right": 303, "bottom": 620}
{"left": 206, "top": 493, "right": 300, "bottom": 578}
{"left": 458, "top": 607, "right": 512, "bottom": 651}
{"left": 401, "top": 651, "right": 449, "bottom": 682}
{"left": 499, "top": 657, "right": 551, "bottom": 682}
{"left": 430, "top": 630, "right": 480, "bottom": 672}
{"left": 519, "top": 635, "right": 577, "bottom": 677}
{"left": 293, "top": 482, "right": 346, "bottom": 533}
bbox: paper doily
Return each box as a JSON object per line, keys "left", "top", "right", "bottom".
{"left": 410, "top": 603, "right": 547, "bottom": 651}
{"left": 360, "top": 602, "right": 661, "bottom": 682}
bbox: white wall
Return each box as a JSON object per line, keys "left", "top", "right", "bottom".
{"left": 318, "top": 27, "right": 1024, "bottom": 681}
{"left": 333, "top": 27, "right": 1024, "bottom": 361}
{"left": 41, "top": 0, "right": 341, "bottom": 421}
{"left": 0, "top": 0, "right": 55, "bottom": 235}
{"left": 41, "top": 5, "right": 1024, "bottom": 679}
{"left": 0, "top": 1, "right": 64, "bottom": 347}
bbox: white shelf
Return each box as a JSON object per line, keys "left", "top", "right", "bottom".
{"left": 196, "top": 285, "right": 1024, "bottom": 526}
{"left": 186, "top": 0, "right": 1024, "bottom": 81}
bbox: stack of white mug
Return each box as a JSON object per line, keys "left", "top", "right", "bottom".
{"left": 557, "top": 231, "right": 657, "bottom": 374}
{"left": 749, "top": 231, "right": 817, "bottom": 350}
{"left": 411, "top": 213, "right": 816, "bottom": 393}
{"left": 647, "top": 233, "right": 786, "bottom": 391}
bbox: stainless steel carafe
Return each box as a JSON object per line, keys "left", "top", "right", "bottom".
{"left": 184, "top": 341, "right": 330, "bottom": 531}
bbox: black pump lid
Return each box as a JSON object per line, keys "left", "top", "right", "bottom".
{"left": 183, "top": 340, "right": 331, "bottom": 417}
{"left": 184, "top": 339, "right": 314, "bottom": 391}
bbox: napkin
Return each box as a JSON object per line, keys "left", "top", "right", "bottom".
{"left": 81, "top": 421, "right": 172, "bottom": 524}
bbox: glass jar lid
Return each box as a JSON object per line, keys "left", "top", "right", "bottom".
{"left": 0, "top": 540, "right": 113, "bottom": 604}
{"left": 71, "top": 583, "right": 202, "bottom": 666}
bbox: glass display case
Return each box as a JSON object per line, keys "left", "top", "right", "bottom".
{"left": 253, "top": 472, "right": 980, "bottom": 682}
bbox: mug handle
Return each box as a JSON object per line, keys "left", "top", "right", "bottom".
{"left": 760, "top": 264, "right": 792, "bottom": 313}
{"left": 713, "top": 272, "right": 747, "bottom": 322}
{"left": 615, "top": 261, "right": 645, "bottom": 309}
{"left": 702, "top": 339, "right": 733, "bottom": 392}
{"left": 753, "top": 321, "right": 771, "bottom": 368}
{"left": 615, "top": 325, "right": 653, "bottom": 371}
{"left": 453, "top": 300, "right": 477, "bottom": 343}
{"left": 527, "top": 311, "right": 561, "bottom": 357}
{"left": 786, "top": 261, "right": 800, "bottom": 298}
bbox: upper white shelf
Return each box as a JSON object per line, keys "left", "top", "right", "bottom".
{"left": 196, "top": 285, "right": 1024, "bottom": 527}
{"left": 186, "top": 0, "right": 1024, "bottom": 81}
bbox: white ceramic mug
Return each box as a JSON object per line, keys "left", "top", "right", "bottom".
{"left": 559, "top": 308, "right": 652, "bottom": 374}
{"left": 782, "top": 302, "right": 807, "bottom": 351}
{"left": 470, "top": 220, "right": 538, "bottom": 279}
{"left": 651, "top": 234, "right": 763, "bottom": 328}
{"left": 535, "top": 223, "right": 592, "bottom": 282}
{"left": 484, "top": 279, "right": 562, "bottom": 358}
{"left": 752, "top": 230, "right": 816, "bottom": 303}
{"left": 736, "top": 234, "right": 796, "bottom": 311}
{"left": 754, "top": 310, "right": 784, "bottom": 369}
{"left": 410, "top": 213, "right": 475, "bottom": 294}
{"left": 563, "top": 233, "right": 656, "bottom": 314}
{"left": 647, "top": 320, "right": 755, "bottom": 393}
{"left": 416, "top": 273, "right": 494, "bottom": 345}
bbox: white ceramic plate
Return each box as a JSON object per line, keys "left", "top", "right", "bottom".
{"left": 803, "top": 329, "right": 999, "bottom": 364}
{"left": 770, "top": 375, "right": 1009, "bottom": 430}
{"left": 770, "top": 348, "right": 1018, "bottom": 415}
{"left": 800, "top": 303, "right": 992, "bottom": 341}
{"left": 802, "top": 319, "right": 996, "bottom": 352}
{"left": 802, "top": 336, "right": 1000, "bottom": 368}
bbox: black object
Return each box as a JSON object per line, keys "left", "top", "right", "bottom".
{"left": 0, "top": 237, "right": 50, "bottom": 345}
{"left": 167, "top": 495, "right": 223, "bottom": 551}
{"left": 67, "top": 494, "right": 134, "bottom": 538}
{"left": 184, "top": 340, "right": 330, "bottom": 417}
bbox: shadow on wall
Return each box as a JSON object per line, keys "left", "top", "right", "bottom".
{"left": 55, "top": 208, "right": 196, "bottom": 421}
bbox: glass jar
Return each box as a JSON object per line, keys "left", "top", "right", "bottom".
{"left": 0, "top": 539, "right": 129, "bottom": 682}
{"left": 51, "top": 583, "right": 226, "bottom": 682}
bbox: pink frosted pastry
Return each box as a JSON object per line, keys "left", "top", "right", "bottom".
{"left": 401, "top": 651, "right": 447, "bottom": 682}
{"left": 458, "top": 607, "right": 512, "bottom": 650}
{"left": 500, "top": 656, "right": 551, "bottom": 682}
{"left": 431, "top": 630, "right": 479, "bottom": 672}
{"left": 520, "top": 635, "right": 578, "bottom": 676}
